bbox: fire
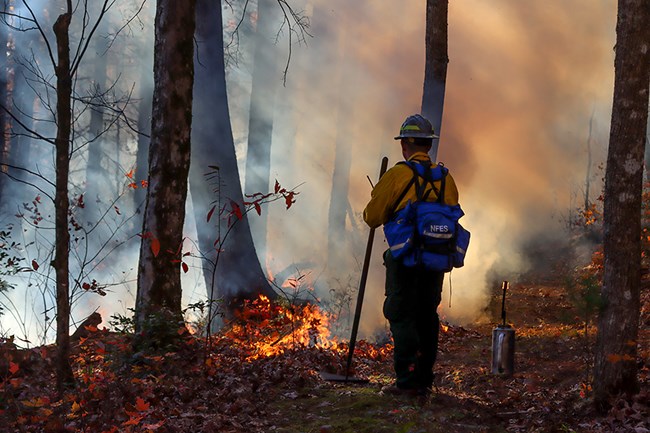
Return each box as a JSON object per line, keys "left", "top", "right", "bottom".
{"left": 223, "top": 295, "right": 334, "bottom": 360}
{"left": 441, "top": 323, "right": 449, "bottom": 333}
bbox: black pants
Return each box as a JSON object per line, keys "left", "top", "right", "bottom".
{"left": 383, "top": 250, "right": 444, "bottom": 390}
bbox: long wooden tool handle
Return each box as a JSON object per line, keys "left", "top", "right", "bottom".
{"left": 345, "top": 156, "right": 389, "bottom": 381}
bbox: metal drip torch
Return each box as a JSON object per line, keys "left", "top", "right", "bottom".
{"left": 491, "top": 281, "right": 515, "bottom": 375}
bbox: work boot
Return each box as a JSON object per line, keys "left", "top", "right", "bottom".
{"left": 380, "top": 384, "right": 429, "bottom": 397}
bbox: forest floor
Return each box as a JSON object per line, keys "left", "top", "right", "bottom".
{"left": 1, "top": 266, "right": 648, "bottom": 432}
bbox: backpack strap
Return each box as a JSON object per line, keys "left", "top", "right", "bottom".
{"left": 407, "top": 160, "right": 447, "bottom": 203}
{"left": 389, "top": 160, "right": 448, "bottom": 215}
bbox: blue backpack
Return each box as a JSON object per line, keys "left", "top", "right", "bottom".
{"left": 383, "top": 161, "right": 470, "bottom": 272}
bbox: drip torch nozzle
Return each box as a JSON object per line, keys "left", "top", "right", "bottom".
{"left": 501, "top": 281, "right": 509, "bottom": 327}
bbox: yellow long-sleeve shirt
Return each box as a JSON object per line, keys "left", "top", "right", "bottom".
{"left": 363, "top": 152, "right": 459, "bottom": 229}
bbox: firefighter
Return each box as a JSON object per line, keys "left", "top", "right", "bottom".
{"left": 363, "top": 114, "right": 460, "bottom": 396}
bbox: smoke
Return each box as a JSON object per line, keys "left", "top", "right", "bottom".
{"left": 244, "top": 0, "right": 617, "bottom": 335}
{"left": 0, "top": 0, "right": 156, "bottom": 343}
{"left": 1, "top": 0, "right": 618, "bottom": 344}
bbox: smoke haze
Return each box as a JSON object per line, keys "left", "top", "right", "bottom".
{"left": 0, "top": 0, "right": 617, "bottom": 343}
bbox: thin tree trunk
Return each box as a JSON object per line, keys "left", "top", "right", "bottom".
{"left": 52, "top": 7, "right": 75, "bottom": 392}
{"left": 421, "top": 0, "right": 448, "bottom": 161}
{"left": 327, "top": 26, "right": 355, "bottom": 276}
{"left": 585, "top": 109, "right": 595, "bottom": 213}
{"left": 244, "top": 0, "right": 280, "bottom": 258}
{"left": 84, "top": 18, "right": 109, "bottom": 220}
{"left": 0, "top": 24, "right": 8, "bottom": 202}
{"left": 134, "top": 0, "right": 196, "bottom": 337}
{"left": 593, "top": 0, "right": 650, "bottom": 412}
{"left": 134, "top": 30, "right": 153, "bottom": 217}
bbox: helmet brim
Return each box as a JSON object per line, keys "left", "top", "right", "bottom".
{"left": 394, "top": 133, "right": 439, "bottom": 140}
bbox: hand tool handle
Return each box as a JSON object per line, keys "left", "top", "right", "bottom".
{"left": 501, "top": 281, "right": 509, "bottom": 326}
{"left": 345, "top": 156, "right": 389, "bottom": 381}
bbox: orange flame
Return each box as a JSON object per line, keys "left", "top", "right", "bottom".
{"left": 224, "top": 295, "right": 334, "bottom": 360}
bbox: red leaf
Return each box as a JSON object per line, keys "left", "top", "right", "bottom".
{"left": 125, "top": 169, "right": 134, "bottom": 179}
{"left": 9, "top": 362, "right": 19, "bottom": 375}
{"left": 140, "top": 180, "right": 148, "bottom": 188}
{"left": 122, "top": 415, "right": 143, "bottom": 426}
{"left": 181, "top": 262, "right": 189, "bottom": 273}
{"left": 150, "top": 238, "right": 161, "bottom": 257}
{"left": 285, "top": 192, "right": 295, "bottom": 209}
{"left": 254, "top": 202, "right": 262, "bottom": 216}
{"left": 274, "top": 180, "right": 281, "bottom": 193}
{"left": 134, "top": 397, "right": 150, "bottom": 412}
{"left": 231, "top": 200, "right": 243, "bottom": 220}
{"left": 207, "top": 205, "right": 216, "bottom": 222}
{"left": 31, "top": 260, "right": 39, "bottom": 271}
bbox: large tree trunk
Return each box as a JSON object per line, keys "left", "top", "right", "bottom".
{"left": 421, "top": 0, "right": 448, "bottom": 161}
{"left": 191, "top": 0, "right": 276, "bottom": 319}
{"left": 593, "top": 0, "right": 650, "bottom": 412}
{"left": 52, "top": 8, "right": 75, "bottom": 392}
{"left": 243, "top": 0, "right": 281, "bottom": 258}
{"left": 135, "top": 0, "right": 196, "bottom": 338}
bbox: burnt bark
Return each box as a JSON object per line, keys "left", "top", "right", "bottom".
{"left": 134, "top": 0, "right": 196, "bottom": 337}
{"left": 421, "top": 0, "right": 448, "bottom": 161}
{"left": 52, "top": 7, "right": 75, "bottom": 392}
{"left": 191, "top": 0, "right": 276, "bottom": 319}
{"left": 593, "top": 0, "right": 650, "bottom": 412}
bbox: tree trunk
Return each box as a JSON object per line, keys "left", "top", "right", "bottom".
{"left": 191, "top": 0, "right": 276, "bottom": 319}
{"left": 83, "top": 18, "right": 109, "bottom": 222}
{"left": 134, "top": 32, "right": 154, "bottom": 217}
{"left": 0, "top": 24, "right": 8, "bottom": 202}
{"left": 327, "top": 26, "right": 355, "bottom": 276}
{"left": 421, "top": 0, "right": 448, "bottom": 161}
{"left": 593, "top": 0, "right": 650, "bottom": 412}
{"left": 134, "top": 0, "right": 196, "bottom": 338}
{"left": 243, "top": 0, "right": 281, "bottom": 258}
{"left": 52, "top": 8, "right": 75, "bottom": 392}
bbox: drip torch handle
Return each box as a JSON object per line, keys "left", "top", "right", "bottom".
{"left": 501, "top": 281, "right": 509, "bottom": 327}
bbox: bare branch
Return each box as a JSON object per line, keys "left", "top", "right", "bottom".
{"left": 106, "top": 0, "right": 147, "bottom": 53}
{"left": 18, "top": 0, "right": 58, "bottom": 69}
{"left": 70, "top": 0, "right": 113, "bottom": 78}
{"left": 0, "top": 103, "right": 56, "bottom": 145}
{"left": 0, "top": 166, "right": 55, "bottom": 201}
{"left": 275, "top": 0, "right": 311, "bottom": 86}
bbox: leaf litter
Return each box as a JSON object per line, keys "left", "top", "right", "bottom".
{"left": 0, "top": 277, "right": 647, "bottom": 433}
